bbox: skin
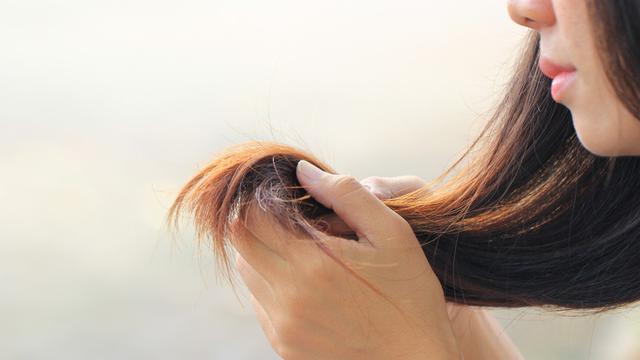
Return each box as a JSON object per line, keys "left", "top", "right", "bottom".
{"left": 507, "top": 0, "right": 640, "bottom": 156}
{"left": 231, "top": 0, "right": 640, "bottom": 357}
{"left": 233, "top": 161, "right": 523, "bottom": 359}
{"left": 233, "top": 162, "right": 460, "bottom": 359}
{"left": 313, "top": 176, "right": 522, "bottom": 359}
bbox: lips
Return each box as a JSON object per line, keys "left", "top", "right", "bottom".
{"left": 538, "top": 56, "right": 577, "bottom": 102}
{"left": 538, "top": 56, "right": 576, "bottom": 79}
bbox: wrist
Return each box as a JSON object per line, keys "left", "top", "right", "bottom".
{"left": 381, "top": 336, "right": 461, "bottom": 360}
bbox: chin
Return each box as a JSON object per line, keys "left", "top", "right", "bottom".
{"left": 572, "top": 114, "right": 622, "bottom": 157}
{"left": 574, "top": 126, "right": 640, "bottom": 157}
{"left": 569, "top": 95, "right": 640, "bottom": 157}
{"left": 577, "top": 138, "right": 618, "bottom": 157}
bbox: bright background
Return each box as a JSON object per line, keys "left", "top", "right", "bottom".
{"left": 2, "top": 0, "right": 639, "bottom": 359}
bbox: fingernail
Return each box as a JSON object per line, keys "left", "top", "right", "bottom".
{"left": 297, "top": 160, "right": 324, "bottom": 183}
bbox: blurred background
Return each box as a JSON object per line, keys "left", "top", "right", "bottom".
{"left": 2, "top": 0, "right": 640, "bottom": 358}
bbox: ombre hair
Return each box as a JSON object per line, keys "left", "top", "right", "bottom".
{"left": 169, "top": 2, "right": 640, "bottom": 312}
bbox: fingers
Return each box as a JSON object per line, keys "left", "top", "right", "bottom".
{"left": 360, "top": 175, "right": 428, "bottom": 200}
{"left": 250, "top": 294, "right": 281, "bottom": 353}
{"left": 229, "top": 207, "right": 289, "bottom": 280}
{"left": 296, "top": 160, "right": 413, "bottom": 249}
{"left": 235, "top": 252, "right": 277, "bottom": 308}
{"left": 235, "top": 253, "right": 280, "bottom": 350}
{"left": 318, "top": 176, "right": 426, "bottom": 235}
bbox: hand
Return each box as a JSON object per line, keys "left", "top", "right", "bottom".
{"left": 231, "top": 161, "right": 462, "bottom": 360}
{"left": 347, "top": 175, "right": 524, "bottom": 360}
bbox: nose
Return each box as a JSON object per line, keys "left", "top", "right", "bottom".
{"left": 507, "top": 0, "right": 556, "bottom": 31}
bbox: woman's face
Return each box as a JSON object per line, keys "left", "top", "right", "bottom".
{"left": 507, "top": 0, "right": 640, "bottom": 156}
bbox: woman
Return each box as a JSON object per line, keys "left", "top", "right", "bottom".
{"left": 170, "top": 0, "right": 640, "bottom": 358}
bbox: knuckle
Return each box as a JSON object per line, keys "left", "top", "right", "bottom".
{"left": 359, "top": 176, "right": 375, "bottom": 184}
{"left": 392, "top": 214, "right": 413, "bottom": 234}
{"left": 333, "top": 174, "right": 361, "bottom": 191}
{"left": 362, "top": 176, "right": 387, "bottom": 194}
{"left": 362, "top": 176, "right": 399, "bottom": 200}
{"left": 360, "top": 175, "right": 384, "bottom": 189}
{"left": 366, "top": 176, "right": 386, "bottom": 188}
{"left": 332, "top": 175, "right": 367, "bottom": 202}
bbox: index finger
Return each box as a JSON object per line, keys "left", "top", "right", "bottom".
{"left": 296, "top": 160, "right": 414, "bottom": 249}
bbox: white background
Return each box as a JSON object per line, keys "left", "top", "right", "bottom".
{"left": 1, "top": 0, "right": 639, "bottom": 358}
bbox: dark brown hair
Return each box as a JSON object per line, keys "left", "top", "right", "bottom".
{"left": 169, "top": 2, "right": 640, "bottom": 312}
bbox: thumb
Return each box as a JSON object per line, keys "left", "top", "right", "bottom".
{"left": 296, "top": 160, "right": 411, "bottom": 247}
{"left": 319, "top": 176, "right": 428, "bottom": 236}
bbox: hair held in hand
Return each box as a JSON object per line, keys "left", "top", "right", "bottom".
{"left": 169, "top": 30, "right": 640, "bottom": 312}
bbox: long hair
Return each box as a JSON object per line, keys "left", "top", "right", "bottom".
{"left": 168, "top": 2, "right": 640, "bottom": 312}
